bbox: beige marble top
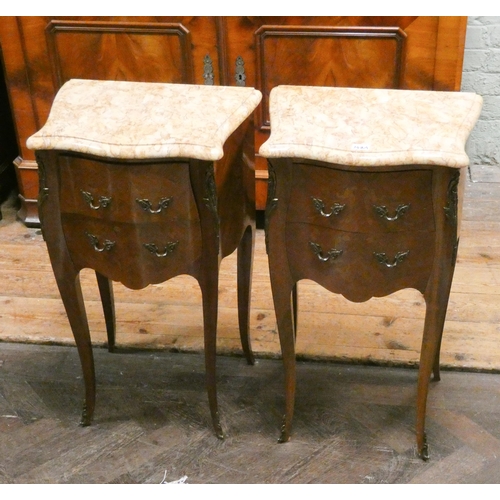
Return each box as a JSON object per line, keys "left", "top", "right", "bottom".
{"left": 259, "top": 85, "right": 483, "bottom": 168}
{"left": 26, "top": 79, "right": 262, "bottom": 161}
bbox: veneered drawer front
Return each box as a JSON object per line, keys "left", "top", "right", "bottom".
{"left": 61, "top": 214, "right": 202, "bottom": 289}
{"left": 286, "top": 222, "right": 435, "bottom": 301}
{"left": 59, "top": 156, "right": 199, "bottom": 224}
{"left": 287, "top": 164, "right": 435, "bottom": 233}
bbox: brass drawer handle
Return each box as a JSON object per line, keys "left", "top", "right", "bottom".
{"left": 136, "top": 197, "right": 173, "bottom": 214}
{"left": 373, "top": 204, "right": 410, "bottom": 221}
{"left": 309, "top": 241, "right": 343, "bottom": 262}
{"left": 143, "top": 241, "right": 179, "bottom": 257}
{"left": 81, "top": 190, "right": 112, "bottom": 210}
{"left": 312, "top": 198, "right": 345, "bottom": 218}
{"left": 374, "top": 250, "right": 409, "bottom": 268}
{"left": 86, "top": 232, "right": 115, "bottom": 252}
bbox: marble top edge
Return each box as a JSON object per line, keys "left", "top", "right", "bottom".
{"left": 61, "top": 78, "right": 260, "bottom": 95}
{"left": 258, "top": 144, "right": 472, "bottom": 168}
{"left": 26, "top": 79, "right": 262, "bottom": 161}
{"left": 272, "top": 83, "right": 478, "bottom": 93}
{"left": 259, "top": 85, "right": 483, "bottom": 168}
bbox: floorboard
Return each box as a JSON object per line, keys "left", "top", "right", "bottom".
{"left": 1, "top": 342, "right": 500, "bottom": 483}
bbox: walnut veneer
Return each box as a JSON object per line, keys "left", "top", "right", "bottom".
{"left": 260, "top": 85, "right": 482, "bottom": 460}
{"left": 26, "top": 79, "right": 262, "bottom": 437}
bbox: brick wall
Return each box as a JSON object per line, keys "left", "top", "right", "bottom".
{"left": 461, "top": 16, "right": 500, "bottom": 169}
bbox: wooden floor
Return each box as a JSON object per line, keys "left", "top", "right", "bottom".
{"left": 0, "top": 165, "right": 500, "bottom": 483}
{"left": 2, "top": 342, "right": 500, "bottom": 483}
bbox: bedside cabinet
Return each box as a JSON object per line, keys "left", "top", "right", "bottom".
{"left": 260, "top": 85, "right": 482, "bottom": 459}
{"left": 26, "top": 79, "right": 262, "bottom": 438}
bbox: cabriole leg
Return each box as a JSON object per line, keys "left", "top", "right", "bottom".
{"left": 237, "top": 224, "right": 255, "bottom": 365}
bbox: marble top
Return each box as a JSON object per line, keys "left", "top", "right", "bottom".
{"left": 26, "top": 79, "right": 262, "bottom": 161}
{"left": 259, "top": 85, "right": 483, "bottom": 168}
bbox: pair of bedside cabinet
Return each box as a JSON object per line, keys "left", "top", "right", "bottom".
{"left": 27, "top": 79, "right": 482, "bottom": 460}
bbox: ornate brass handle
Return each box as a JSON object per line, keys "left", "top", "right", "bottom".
{"left": 374, "top": 250, "right": 409, "bottom": 268}
{"left": 136, "top": 197, "right": 172, "bottom": 214}
{"left": 143, "top": 241, "right": 179, "bottom": 257}
{"left": 373, "top": 204, "right": 410, "bottom": 221}
{"left": 309, "top": 241, "right": 343, "bottom": 262}
{"left": 81, "top": 190, "right": 112, "bottom": 210}
{"left": 86, "top": 232, "right": 115, "bottom": 252}
{"left": 312, "top": 198, "right": 345, "bottom": 218}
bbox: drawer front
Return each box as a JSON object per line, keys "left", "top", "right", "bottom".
{"left": 59, "top": 156, "right": 199, "bottom": 224}
{"left": 61, "top": 214, "right": 202, "bottom": 289}
{"left": 287, "top": 165, "right": 435, "bottom": 233}
{"left": 286, "top": 222, "right": 435, "bottom": 301}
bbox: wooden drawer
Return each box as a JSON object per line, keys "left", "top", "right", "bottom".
{"left": 286, "top": 222, "right": 435, "bottom": 301}
{"left": 59, "top": 156, "right": 199, "bottom": 224}
{"left": 287, "top": 164, "right": 435, "bottom": 233}
{"left": 61, "top": 214, "right": 202, "bottom": 289}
